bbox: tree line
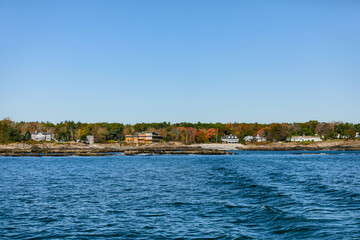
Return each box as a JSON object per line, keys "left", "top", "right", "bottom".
{"left": 0, "top": 118, "right": 359, "bottom": 144}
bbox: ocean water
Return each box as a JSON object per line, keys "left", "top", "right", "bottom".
{"left": 1, "top": 151, "right": 360, "bottom": 239}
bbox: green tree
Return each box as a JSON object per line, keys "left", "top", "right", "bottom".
{"left": 106, "top": 123, "right": 124, "bottom": 141}
{"left": 24, "top": 130, "right": 31, "bottom": 141}
{"left": 266, "top": 124, "right": 289, "bottom": 142}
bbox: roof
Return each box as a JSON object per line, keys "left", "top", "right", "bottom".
{"left": 221, "top": 135, "right": 238, "bottom": 139}
{"left": 31, "top": 132, "right": 52, "bottom": 135}
{"left": 291, "top": 136, "right": 320, "bottom": 139}
{"left": 127, "top": 132, "right": 161, "bottom": 137}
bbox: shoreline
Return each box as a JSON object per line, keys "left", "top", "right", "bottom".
{"left": 0, "top": 143, "right": 231, "bottom": 156}
{"left": 196, "top": 140, "right": 360, "bottom": 151}
{"left": 0, "top": 140, "right": 359, "bottom": 156}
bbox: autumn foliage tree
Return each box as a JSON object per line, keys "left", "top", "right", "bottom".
{"left": 0, "top": 119, "right": 359, "bottom": 144}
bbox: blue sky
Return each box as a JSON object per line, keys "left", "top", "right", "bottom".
{"left": 0, "top": 0, "right": 359, "bottom": 124}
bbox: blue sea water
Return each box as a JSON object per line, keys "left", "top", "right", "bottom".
{"left": 1, "top": 151, "right": 360, "bottom": 239}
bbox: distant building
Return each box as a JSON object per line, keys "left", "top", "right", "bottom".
{"left": 338, "top": 132, "right": 358, "bottom": 139}
{"left": 337, "top": 133, "right": 347, "bottom": 139}
{"left": 244, "top": 134, "right": 266, "bottom": 142}
{"left": 221, "top": 134, "right": 239, "bottom": 143}
{"left": 336, "top": 133, "right": 354, "bottom": 139}
{"left": 125, "top": 132, "right": 163, "bottom": 144}
{"left": 125, "top": 134, "right": 138, "bottom": 143}
{"left": 86, "top": 135, "right": 94, "bottom": 144}
{"left": 31, "top": 132, "right": 52, "bottom": 141}
{"left": 290, "top": 136, "right": 322, "bottom": 142}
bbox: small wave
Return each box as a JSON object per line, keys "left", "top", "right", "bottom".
{"left": 38, "top": 217, "right": 57, "bottom": 223}
{"left": 138, "top": 213, "right": 166, "bottom": 217}
{"left": 106, "top": 210, "right": 125, "bottom": 214}
{"left": 224, "top": 204, "right": 246, "bottom": 209}
{"left": 292, "top": 153, "right": 330, "bottom": 155}
{"left": 143, "top": 226, "right": 156, "bottom": 229}
{"left": 171, "top": 202, "right": 193, "bottom": 206}
{"left": 259, "top": 205, "right": 308, "bottom": 223}
{"left": 261, "top": 205, "right": 282, "bottom": 214}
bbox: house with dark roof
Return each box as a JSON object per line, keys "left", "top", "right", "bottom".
{"left": 31, "top": 132, "right": 53, "bottom": 141}
{"left": 221, "top": 134, "right": 239, "bottom": 143}
{"left": 244, "top": 134, "right": 267, "bottom": 142}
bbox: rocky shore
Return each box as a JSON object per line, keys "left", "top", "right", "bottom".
{"left": 197, "top": 140, "right": 360, "bottom": 151}
{"left": 237, "top": 140, "right": 360, "bottom": 151}
{"left": 0, "top": 140, "right": 359, "bottom": 156}
{"left": 122, "top": 147, "right": 229, "bottom": 155}
{"left": 0, "top": 142, "right": 230, "bottom": 156}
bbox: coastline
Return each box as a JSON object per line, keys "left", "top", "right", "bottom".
{"left": 0, "top": 142, "right": 230, "bottom": 156}
{"left": 0, "top": 140, "right": 359, "bottom": 156}
{"left": 197, "top": 139, "right": 360, "bottom": 151}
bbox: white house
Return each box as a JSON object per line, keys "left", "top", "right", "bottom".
{"left": 244, "top": 134, "right": 267, "bottom": 142}
{"left": 31, "top": 132, "right": 52, "bottom": 141}
{"left": 290, "top": 136, "right": 322, "bottom": 142}
{"left": 86, "top": 135, "right": 94, "bottom": 144}
{"left": 221, "top": 134, "right": 239, "bottom": 143}
{"left": 336, "top": 133, "right": 357, "bottom": 139}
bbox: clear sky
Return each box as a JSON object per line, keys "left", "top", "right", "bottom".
{"left": 0, "top": 0, "right": 359, "bottom": 124}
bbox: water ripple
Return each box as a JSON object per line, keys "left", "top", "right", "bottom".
{"left": 1, "top": 152, "right": 360, "bottom": 239}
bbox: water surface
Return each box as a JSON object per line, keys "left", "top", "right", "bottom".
{"left": 1, "top": 151, "right": 360, "bottom": 239}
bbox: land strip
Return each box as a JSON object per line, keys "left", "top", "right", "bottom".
{"left": 0, "top": 140, "right": 359, "bottom": 156}
{"left": 198, "top": 140, "right": 360, "bottom": 151}
{"left": 0, "top": 142, "right": 229, "bottom": 156}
